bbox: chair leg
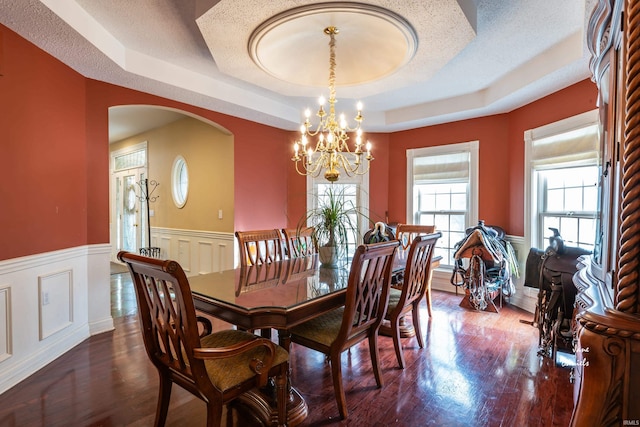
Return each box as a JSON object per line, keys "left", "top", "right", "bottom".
{"left": 368, "top": 333, "right": 384, "bottom": 387}
{"left": 390, "top": 315, "right": 406, "bottom": 369}
{"left": 225, "top": 404, "right": 234, "bottom": 427}
{"left": 426, "top": 283, "right": 433, "bottom": 317}
{"left": 412, "top": 302, "right": 425, "bottom": 348}
{"left": 330, "top": 351, "right": 349, "bottom": 419}
{"left": 205, "top": 400, "right": 223, "bottom": 427}
{"left": 154, "top": 373, "right": 172, "bottom": 427}
{"left": 275, "top": 368, "right": 288, "bottom": 426}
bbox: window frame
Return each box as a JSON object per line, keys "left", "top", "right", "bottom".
{"left": 536, "top": 165, "right": 598, "bottom": 251}
{"left": 406, "top": 141, "right": 479, "bottom": 267}
{"left": 524, "top": 110, "right": 599, "bottom": 251}
{"left": 171, "top": 155, "right": 189, "bottom": 209}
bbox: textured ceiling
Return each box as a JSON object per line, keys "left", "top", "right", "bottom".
{"left": 0, "top": 0, "right": 597, "bottom": 142}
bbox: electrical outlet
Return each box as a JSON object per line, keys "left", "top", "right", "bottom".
{"left": 218, "top": 209, "right": 223, "bottom": 220}
{"left": 42, "top": 291, "right": 50, "bottom": 306}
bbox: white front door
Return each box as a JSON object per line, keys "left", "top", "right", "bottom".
{"left": 110, "top": 142, "right": 148, "bottom": 262}
{"left": 111, "top": 168, "right": 146, "bottom": 260}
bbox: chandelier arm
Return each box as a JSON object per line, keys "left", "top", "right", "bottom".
{"left": 290, "top": 26, "right": 373, "bottom": 182}
{"left": 295, "top": 157, "right": 323, "bottom": 178}
{"left": 341, "top": 155, "right": 361, "bottom": 175}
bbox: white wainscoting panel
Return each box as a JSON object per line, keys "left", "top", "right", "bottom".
{"left": 151, "top": 228, "right": 235, "bottom": 276}
{"left": 0, "top": 286, "right": 11, "bottom": 363}
{"left": 177, "top": 239, "right": 191, "bottom": 273}
{"left": 198, "top": 241, "right": 214, "bottom": 275}
{"left": 217, "top": 241, "right": 231, "bottom": 272}
{"left": 38, "top": 270, "right": 73, "bottom": 340}
{"left": 0, "top": 244, "right": 112, "bottom": 395}
{"left": 505, "top": 235, "right": 537, "bottom": 314}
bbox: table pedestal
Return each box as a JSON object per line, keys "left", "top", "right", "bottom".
{"left": 379, "top": 316, "right": 415, "bottom": 338}
{"left": 234, "top": 386, "right": 308, "bottom": 426}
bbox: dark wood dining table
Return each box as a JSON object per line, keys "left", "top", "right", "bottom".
{"left": 190, "top": 255, "right": 345, "bottom": 426}
{"left": 190, "top": 255, "right": 348, "bottom": 335}
{"left": 188, "top": 250, "right": 440, "bottom": 426}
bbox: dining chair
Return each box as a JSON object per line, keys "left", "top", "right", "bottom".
{"left": 395, "top": 224, "right": 438, "bottom": 313}
{"left": 385, "top": 232, "right": 441, "bottom": 369}
{"left": 282, "top": 227, "right": 317, "bottom": 258}
{"left": 285, "top": 240, "right": 399, "bottom": 419}
{"left": 396, "top": 223, "right": 436, "bottom": 250}
{"left": 117, "top": 251, "right": 289, "bottom": 427}
{"left": 235, "top": 229, "right": 284, "bottom": 266}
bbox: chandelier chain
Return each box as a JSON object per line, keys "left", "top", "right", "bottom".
{"left": 291, "top": 26, "right": 373, "bottom": 182}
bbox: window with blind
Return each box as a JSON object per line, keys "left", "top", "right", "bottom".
{"left": 525, "top": 110, "right": 599, "bottom": 251}
{"left": 407, "top": 141, "right": 479, "bottom": 266}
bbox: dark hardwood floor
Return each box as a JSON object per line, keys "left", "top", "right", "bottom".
{"left": 0, "top": 272, "right": 574, "bottom": 426}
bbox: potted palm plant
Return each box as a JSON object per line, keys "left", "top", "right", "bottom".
{"left": 298, "top": 186, "right": 365, "bottom": 267}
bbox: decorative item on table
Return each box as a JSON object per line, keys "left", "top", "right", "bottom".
{"left": 299, "top": 186, "right": 368, "bottom": 267}
{"left": 364, "top": 222, "right": 396, "bottom": 243}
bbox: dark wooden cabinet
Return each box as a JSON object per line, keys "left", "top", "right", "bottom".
{"left": 571, "top": 0, "right": 640, "bottom": 425}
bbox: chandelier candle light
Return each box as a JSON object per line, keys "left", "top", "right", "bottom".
{"left": 292, "top": 26, "right": 373, "bottom": 182}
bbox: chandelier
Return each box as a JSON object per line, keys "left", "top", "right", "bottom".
{"left": 291, "top": 26, "right": 373, "bottom": 182}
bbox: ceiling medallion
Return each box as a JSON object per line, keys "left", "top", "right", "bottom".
{"left": 248, "top": 2, "right": 418, "bottom": 87}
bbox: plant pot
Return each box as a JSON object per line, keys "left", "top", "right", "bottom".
{"left": 318, "top": 245, "right": 339, "bottom": 267}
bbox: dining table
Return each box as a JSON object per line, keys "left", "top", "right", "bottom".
{"left": 189, "top": 249, "right": 440, "bottom": 426}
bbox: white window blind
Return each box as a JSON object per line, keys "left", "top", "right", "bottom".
{"left": 412, "top": 151, "right": 470, "bottom": 183}
{"left": 529, "top": 124, "right": 599, "bottom": 169}
{"left": 524, "top": 109, "right": 599, "bottom": 252}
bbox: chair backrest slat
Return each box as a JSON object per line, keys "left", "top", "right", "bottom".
{"left": 339, "top": 241, "right": 399, "bottom": 341}
{"left": 235, "top": 229, "right": 284, "bottom": 266}
{"left": 396, "top": 224, "right": 436, "bottom": 250}
{"left": 282, "top": 227, "right": 317, "bottom": 258}
{"left": 401, "top": 232, "right": 441, "bottom": 305}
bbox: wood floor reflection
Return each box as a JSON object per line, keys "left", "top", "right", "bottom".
{"left": 0, "top": 272, "right": 574, "bottom": 426}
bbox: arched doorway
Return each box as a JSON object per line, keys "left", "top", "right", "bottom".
{"left": 108, "top": 105, "right": 235, "bottom": 274}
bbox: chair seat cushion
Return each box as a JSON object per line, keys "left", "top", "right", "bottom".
{"left": 199, "top": 330, "right": 288, "bottom": 392}
{"left": 289, "top": 307, "right": 345, "bottom": 347}
{"left": 386, "top": 287, "right": 402, "bottom": 313}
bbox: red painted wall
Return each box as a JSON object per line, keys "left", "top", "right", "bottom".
{"left": 0, "top": 23, "right": 598, "bottom": 261}
{"left": 387, "top": 114, "right": 511, "bottom": 230}
{"left": 1, "top": 24, "right": 290, "bottom": 260}
{"left": 285, "top": 131, "right": 308, "bottom": 228}
{"left": 386, "top": 81, "right": 597, "bottom": 235}
{"left": 507, "top": 79, "right": 598, "bottom": 235}
{"left": 368, "top": 133, "right": 391, "bottom": 223}
{"left": 1, "top": 25, "right": 88, "bottom": 259}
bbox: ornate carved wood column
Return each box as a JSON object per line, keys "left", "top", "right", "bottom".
{"left": 571, "top": 1, "right": 640, "bottom": 425}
